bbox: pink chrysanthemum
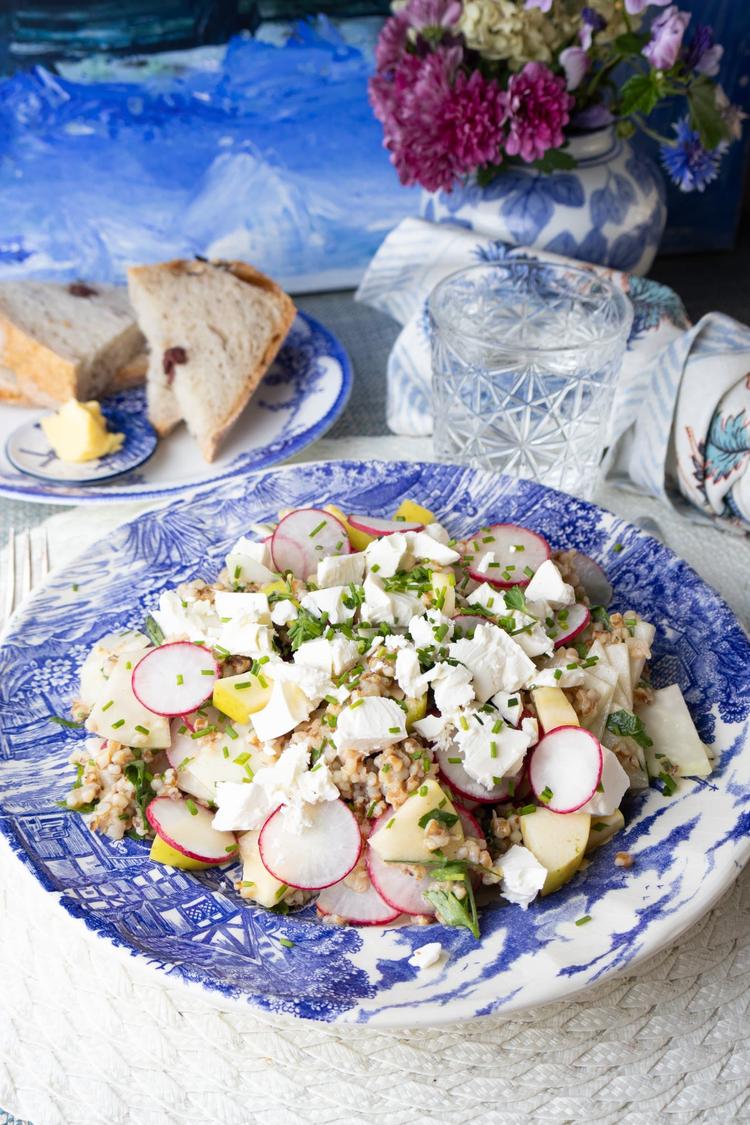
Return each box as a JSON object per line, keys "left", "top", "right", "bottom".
{"left": 374, "top": 0, "right": 461, "bottom": 74}
{"left": 504, "top": 62, "right": 574, "bottom": 164}
{"left": 374, "top": 10, "right": 411, "bottom": 73}
{"left": 370, "top": 46, "right": 508, "bottom": 193}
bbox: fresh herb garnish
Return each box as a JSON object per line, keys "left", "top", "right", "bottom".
{"left": 417, "top": 808, "right": 459, "bottom": 830}
{"left": 49, "top": 715, "right": 85, "bottom": 729}
{"left": 590, "top": 605, "right": 612, "bottom": 631}
{"left": 503, "top": 586, "right": 527, "bottom": 613}
{"left": 286, "top": 607, "right": 327, "bottom": 651}
{"left": 144, "top": 614, "right": 165, "bottom": 646}
{"left": 605, "top": 709, "right": 653, "bottom": 750}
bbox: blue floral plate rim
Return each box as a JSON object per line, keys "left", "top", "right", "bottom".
{"left": 0, "top": 459, "right": 748, "bottom": 1027}
{"left": 0, "top": 311, "right": 352, "bottom": 505}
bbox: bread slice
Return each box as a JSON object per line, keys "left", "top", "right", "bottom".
{"left": 0, "top": 281, "right": 145, "bottom": 405}
{"left": 127, "top": 259, "right": 296, "bottom": 460}
{"left": 0, "top": 352, "right": 148, "bottom": 408}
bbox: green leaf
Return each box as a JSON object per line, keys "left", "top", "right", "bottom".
{"left": 688, "top": 78, "right": 731, "bottom": 151}
{"left": 613, "top": 31, "right": 648, "bottom": 55}
{"left": 527, "top": 147, "right": 577, "bottom": 173}
{"left": 606, "top": 708, "right": 654, "bottom": 750}
{"left": 286, "top": 607, "right": 327, "bottom": 651}
{"left": 418, "top": 808, "right": 459, "bottom": 831}
{"left": 424, "top": 884, "right": 479, "bottom": 939}
{"left": 503, "top": 586, "right": 527, "bottom": 613}
{"left": 591, "top": 605, "right": 612, "bottom": 631}
{"left": 144, "top": 614, "right": 165, "bottom": 647}
{"left": 618, "top": 73, "right": 661, "bottom": 118}
{"left": 49, "top": 715, "right": 85, "bottom": 729}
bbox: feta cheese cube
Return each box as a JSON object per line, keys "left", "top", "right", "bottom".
{"left": 317, "top": 552, "right": 366, "bottom": 589}
{"left": 362, "top": 574, "right": 425, "bottom": 628}
{"left": 511, "top": 614, "right": 554, "bottom": 658}
{"left": 395, "top": 646, "right": 431, "bottom": 699}
{"left": 449, "top": 623, "right": 536, "bottom": 701}
{"left": 491, "top": 690, "right": 523, "bottom": 727}
{"left": 407, "top": 530, "right": 461, "bottom": 566}
{"left": 153, "top": 590, "right": 221, "bottom": 643}
{"left": 216, "top": 619, "right": 275, "bottom": 659}
{"left": 300, "top": 586, "right": 356, "bottom": 625}
{"left": 364, "top": 532, "right": 411, "bottom": 578}
{"left": 428, "top": 661, "right": 475, "bottom": 716}
{"left": 226, "top": 536, "right": 276, "bottom": 586}
{"left": 524, "top": 559, "right": 574, "bottom": 608}
{"left": 465, "top": 583, "right": 503, "bottom": 615}
{"left": 412, "top": 713, "right": 452, "bottom": 744}
{"left": 268, "top": 661, "right": 334, "bottom": 706}
{"left": 335, "top": 696, "right": 407, "bottom": 753}
{"left": 408, "top": 610, "right": 453, "bottom": 648}
{"left": 251, "top": 680, "right": 314, "bottom": 741}
{"left": 214, "top": 591, "right": 271, "bottom": 624}
{"left": 295, "top": 634, "right": 361, "bottom": 677}
{"left": 499, "top": 844, "right": 547, "bottom": 909}
{"left": 453, "top": 712, "right": 534, "bottom": 788}
{"left": 408, "top": 942, "right": 443, "bottom": 970}
{"left": 270, "top": 599, "right": 299, "bottom": 626}
{"left": 423, "top": 522, "right": 451, "bottom": 545}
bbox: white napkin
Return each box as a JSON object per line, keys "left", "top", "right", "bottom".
{"left": 356, "top": 218, "right": 750, "bottom": 530}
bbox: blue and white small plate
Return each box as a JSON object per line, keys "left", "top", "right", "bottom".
{"left": 0, "top": 460, "right": 748, "bottom": 1027}
{"left": 5, "top": 399, "right": 157, "bottom": 485}
{"left": 0, "top": 312, "right": 351, "bottom": 504}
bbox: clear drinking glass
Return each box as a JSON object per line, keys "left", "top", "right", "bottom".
{"left": 429, "top": 260, "right": 634, "bottom": 499}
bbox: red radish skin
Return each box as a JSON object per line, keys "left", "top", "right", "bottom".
{"left": 258, "top": 800, "right": 362, "bottom": 890}
{"left": 570, "top": 552, "right": 613, "bottom": 607}
{"left": 436, "top": 746, "right": 517, "bottom": 804}
{"left": 451, "top": 613, "right": 491, "bottom": 637}
{"left": 551, "top": 603, "right": 591, "bottom": 648}
{"left": 453, "top": 803, "right": 484, "bottom": 840}
{"left": 316, "top": 879, "right": 400, "bottom": 925}
{"left": 131, "top": 643, "right": 219, "bottom": 717}
{"left": 528, "top": 726, "right": 603, "bottom": 814}
{"left": 145, "top": 796, "right": 236, "bottom": 864}
{"left": 271, "top": 508, "right": 350, "bottom": 580}
{"left": 465, "top": 524, "right": 550, "bottom": 588}
{"left": 366, "top": 846, "right": 436, "bottom": 917}
{"left": 347, "top": 514, "right": 423, "bottom": 536}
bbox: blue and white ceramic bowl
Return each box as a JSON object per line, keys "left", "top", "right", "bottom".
{"left": 5, "top": 397, "right": 157, "bottom": 484}
{"left": 1, "top": 461, "right": 748, "bottom": 1026}
{"left": 0, "top": 312, "right": 351, "bottom": 504}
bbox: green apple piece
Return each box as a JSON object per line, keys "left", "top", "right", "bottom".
{"left": 586, "top": 809, "right": 625, "bottom": 853}
{"left": 368, "top": 779, "right": 463, "bottom": 863}
{"left": 532, "top": 686, "right": 579, "bottom": 733}
{"left": 86, "top": 659, "right": 171, "bottom": 749}
{"left": 404, "top": 692, "right": 428, "bottom": 731}
{"left": 520, "top": 807, "right": 591, "bottom": 895}
{"left": 213, "top": 670, "right": 273, "bottom": 725}
{"left": 430, "top": 569, "right": 455, "bottom": 616}
{"left": 238, "top": 830, "right": 289, "bottom": 908}
{"left": 150, "top": 833, "right": 214, "bottom": 871}
{"left": 637, "top": 684, "right": 711, "bottom": 777}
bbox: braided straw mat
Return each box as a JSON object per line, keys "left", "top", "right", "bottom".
{"left": 1, "top": 447, "right": 749, "bottom": 1125}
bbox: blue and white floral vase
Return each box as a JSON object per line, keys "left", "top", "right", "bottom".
{"left": 421, "top": 127, "right": 667, "bottom": 277}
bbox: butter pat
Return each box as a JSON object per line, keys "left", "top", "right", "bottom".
{"left": 41, "top": 400, "right": 124, "bottom": 463}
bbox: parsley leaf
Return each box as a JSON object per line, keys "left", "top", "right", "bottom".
{"left": 418, "top": 808, "right": 459, "bottom": 830}
{"left": 606, "top": 709, "right": 653, "bottom": 750}
{"left": 503, "top": 586, "right": 527, "bottom": 613}
{"left": 423, "top": 880, "right": 479, "bottom": 939}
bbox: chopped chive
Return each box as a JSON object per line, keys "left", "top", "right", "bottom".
{"left": 309, "top": 520, "right": 327, "bottom": 538}
{"left": 226, "top": 726, "right": 239, "bottom": 740}
{"left": 225, "top": 843, "right": 238, "bottom": 853}
{"left": 234, "top": 681, "right": 252, "bottom": 690}
{"left": 101, "top": 699, "right": 114, "bottom": 712}
{"left": 575, "top": 915, "right": 592, "bottom": 926}
{"left": 125, "top": 661, "right": 132, "bottom": 669}
{"left": 419, "top": 784, "right": 428, "bottom": 797}
{"left": 612, "top": 543, "right": 624, "bottom": 554}
{"left": 111, "top": 719, "right": 125, "bottom": 729}
{"left": 366, "top": 800, "right": 378, "bottom": 818}
{"left": 134, "top": 724, "right": 150, "bottom": 735}
{"left": 523, "top": 566, "right": 534, "bottom": 578}
{"left": 490, "top": 741, "right": 498, "bottom": 758}
{"left": 539, "top": 786, "right": 553, "bottom": 803}
{"left": 513, "top": 544, "right": 525, "bottom": 552}
{"left": 350, "top": 698, "right": 364, "bottom": 709}
{"left": 554, "top": 669, "right": 563, "bottom": 681}
{"left": 191, "top": 726, "right": 216, "bottom": 739}
{"left": 507, "top": 698, "right": 519, "bottom": 707}
{"left": 176, "top": 674, "right": 184, "bottom": 686}
{"left": 492, "top": 720, "right": 502, "bottom": 734}
{"left": 371, "top": 563, "right": 380, "bottom": 573}
{"left": 386, "top": 817, "right": 395, "bottom": 829}
{"left": 518, "top": 804, "right": 536, "bottom": 815}
{"left": 178, "top": 724, "right": 187, "bottom": 735}
{"left": 239, "top": 880, "right": 256, "bottom": 888}
{"left": 200, "top": 669, "right": 215, "bottom": 676}
{"left": 186, "top": 799, "right": 198, "bottom": 816}
{"left": 233, "top": 752, "right": 251, "bottom": 765}
{"left": 222, "top": 747, "right": 230, "bottom": 759}
{"left": 279, "top": 937, "right": 294, "bottom": 949}
{"left": 234, "top": 565, "right": 242, "bottom": 579}
{"left": 447, "top": 756, "right": 462, "bottom": 764}
{"left": 274, "top": 884, "right": 288, "bottom": 902}
{"left": 459, "top": 715, "right": 469, "bottom": 731}
{"left": 388, "top": 726, "right": 401, "bottom": 734}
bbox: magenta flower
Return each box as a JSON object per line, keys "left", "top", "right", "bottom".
{"left": 374, "top": 10, "right": 411, "bottom": 73}
{"left": 504, "top": 62, "right": 573, "bottom": 163}
{"left": 405, "top": 0, "right": 462, "bottom": 33}
{"left": 559, "top": 46, "right": 590, "bottom": 91}
{"left": 370, "top": 46, "right": 508, "bottom": 192}
{"left": 643, "top": 6, "right": 691, "bottom": 71}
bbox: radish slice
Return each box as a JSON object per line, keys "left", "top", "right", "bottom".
{"left": 451, "top": 613, "right": 489, "bottom": 638}
{"left": 347, "top": 514, "right": 423, "bottom": 536}
{"left": 436, "top": 746, "right": 518, "bottom": 804}
{"left": 146, "top": 796, "right": 236, "bottom": 863}
{"left": 132, "top": 642, "right": 218, "bottom": 717}
{"left": 366, "top": 845, "right": 435, "bottom": 917}
{"left": 552, "top": 603, "right": 591, "bottom": 648}
{"left": 453, "top": 803, "right": 484, "bottom": 840}
{"left": 528, "top": 726, "right": 603, "bottom": 813}
{"left": 271, "top": 508, "right": 350, "bottom": 580}
{"left": 570, "top": 552, "right": 613, "bottom": 607}
{"left": 466, "top": 524, "right": 550, "bottom": 588}
{"left": 258, "top": 799, "right": 362, "bottom": 890}
{"left": 316, "top": 878, "right": 400, "bottom": 925}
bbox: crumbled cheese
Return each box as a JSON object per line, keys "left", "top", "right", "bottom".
{"left": 428, "top": 661, "right": 475, "bottom": 716}
{"left": 212, "top": 741, "right": 339, "bottom": 834}
{"left": 394, "top": 646, "right": 431, "bottom": 699}
{"left": 524, "top": 559, "right": 574, "bottom": 608}
{"left": 152, "top": 590, "right": 221, "bottom": 643}
{"left": 362, "top": 574, "right": 425, "bottom": 628}
{"left": 316, "top": 552, "right": 366, "bottom": 589}
{"left": 491, "top": 691, "right": 523, "bottom": 727}
{"left": 295, "top": 634, "right": 361, "bottom": 677}
{"left": 453, "top": 712, "right": 534, "bottom": 788}
{"left": 408, "top": 942, "right": 443, "bottom": 970}
{"left": 266, "top": 661, "right": 334, "bottom": 706}
{"left": 521, "top": 715, "right": 539, "bottom": 745}
{"left": 334, "top": 696, "right": 407, "bottom": 753}
{"left": 216, "top": 619, "right": 275, "bottom": 659}
{"left": 423, "top": 522, "right": 450, "bottom": 545}
{"left": 449, "top": 623, "right": 536, "bottom": 701}
{"left": 270, "top": 599, "right": 299, "bottom": 627}
{"left": 511, "top": 613, "right": 554, "bottom": 659}
{"left": 412, "top": 712, "right": 452, "bottom": 745}
{"left": 474, "top": 552, "right": 497, "bottom": 576}
{"left": 529, "top": 664, "right": 585, "bottom": 689}
{"left": 300, "top": 586, "right": 356, "bottom": 625}
{"left": 251, "top": 680, "right": 315, "bottom": 741}
{"left": 225, "top": 536, "right": 276, "bottom": 586}
{"left": 580, "top": 747, "right": 630, "bottom": 816}
{"left": 407, "top": 530, "right": 461, "bottom": 566}
{"left": 214, "top": 590, "right": 271, "bottom": 624}
{"left": 364, "top": 532, "right": 411, "bottom": 578}
{"left": 465, "top": 583, "right": 502, "bottom": 614}
{"left": 408, "top": 610, "right": 453, "bottom": 648}
{"left": 499, "top": 845, "right": 547, "bottom": 909}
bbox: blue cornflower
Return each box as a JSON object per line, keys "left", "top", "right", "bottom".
{"left": 660, "top": 118, "right": 722, "bottom": 192}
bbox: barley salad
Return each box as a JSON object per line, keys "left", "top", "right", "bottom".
{"left": 61, "top": 499, "right": 713, "bottom": 938}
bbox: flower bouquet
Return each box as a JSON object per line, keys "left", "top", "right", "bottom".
{"left": 370, "top": 0, "right": 745, "bottom": 194}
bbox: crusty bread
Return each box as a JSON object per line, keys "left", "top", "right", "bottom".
{"left": 0, "top": 351, "right": 147, "bottom": 408}
{"left": 127, "top": 259, "right": 296, "bottom": 461}
{"left": 0, "top": 281, "right": 145, "bottom": 405}
{"left": 109, "top": 352, "right": 148, "bottom": 392}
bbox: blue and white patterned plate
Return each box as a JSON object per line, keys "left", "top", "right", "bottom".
{"left": 5, "top": 398, "right": 157, "bottom": 485}
{"left": 0, "top": 312, "right": 351, "bottom": 504}
{"left": 0, "top": 460, "right": 748, "bottom": 1026}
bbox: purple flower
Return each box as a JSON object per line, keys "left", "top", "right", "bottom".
{"left": 643, "top": 6, "right": 691, "bottom": 71}
{"left": 625, "top": 0, "right": 671, "bottom": 13}
{"left": 580, "top": 8, "right": 607, "bottom": 50}
{"left": 370, "top": 46, "right": 508, "bottom": 192}
{"left": 559, "top": 47, "right": 590, "bottom": 92}
{"left": 375, "top": 11, "right": 411, "bottom": 72}
{"left": 374, "top": 0, "right": 460, "bottom": 73}
{"left": 683, "top": 25, "right": 724, "bottom": 77}
{"left": 404, "top": 0, "right": 462, "bottom": 34}
{"left": 524, "top": 0, "right": 553, "bottom": 10}
{"left": 504, "top": 62, "right": 573, "bottom": 164}
{"left": 660, "top": 118, "right": 721, "bottom": 192}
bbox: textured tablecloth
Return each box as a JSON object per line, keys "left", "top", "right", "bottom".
{"left": 2, "top": 287, "right": 750, "bottom": 1125}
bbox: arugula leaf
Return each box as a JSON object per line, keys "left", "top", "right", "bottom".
{"left": 606, "top": 709, "right": 653, "bottom": 750}
{"left": 50, "top": 715, "right": 85, "bottom": 729}
{"left": 286, "top": 607, "right": 327, "bottom": 651}
{"left": 418, "top": 808, "right": 459, "bottom": 831}
{"left": 144, "top": 614, "right": 165, "bottom": 646}
{"left": 424, "top": 882, "right": 479, "bottom": 939}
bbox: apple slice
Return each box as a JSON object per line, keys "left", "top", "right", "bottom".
{"left": 132, "top": 642, "right": 218, "bottom": 717}
{"left": 316, "top": 878, "right": 400, "bottom": 925}
{"left": 271, "top": 507, "right": 350, "bottom": 580}
{"left": 466, "top": 524, "right": 550, "bottom": 588}
{"left": 528, "top": 726, "right": 603, "bottom": 813}
{"left": 586, "top": 809, "right": 625, "bottom": 853}
{"left": 532, "top": 686, "right": 580, "bottom": 735}
{"left": 238, "top": 829, "right": 289, "bottom": 908}
{"left": 436, "top": 745, "right": 518, "bottom": 804}
{"left": 393, "top": 499, "right": 436, "bottom": 525}
{"left": 368, "top": 779, "right": 463, "bottom": 863}
{"left": 520, "top": 806, "right": 591, "bottom": 895}
{"left": 348, "top": 513, "right": 423, "bottom": 536}
{"left": 212, "top": 670, "right": 273, "bottom": 725}
{"left": 146, "top": 796, "right": 237, "bottom": 866}
{"left": 258, "top": 799, "right": 362, "bottom": 890}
